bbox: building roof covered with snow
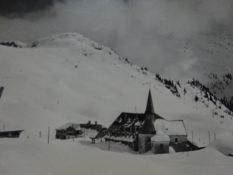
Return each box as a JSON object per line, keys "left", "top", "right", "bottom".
{"left": 151, "top": 131, "right": 170, "bottom": 142}
{"left": 57, "top": 123, "right": 81, "bottom": 130}
{"left": 154, "top": 119, "right": 187, "bottom": 136}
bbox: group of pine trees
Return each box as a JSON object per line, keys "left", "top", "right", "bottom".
{"left": 220, "top": 96, "right": 233, "bottom": 112}
{"left": 188, "top": 79, "right": 218, "bottom": 105}
{"left": 155, "top": 73, "right": 180, "bottom": 97}
{"left": 0, "top": 41, "right": 22, "bottom": 48}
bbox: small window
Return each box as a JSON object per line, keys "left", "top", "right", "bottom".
{"left": 175, "top": 138, "right": 178, "bottom": 143}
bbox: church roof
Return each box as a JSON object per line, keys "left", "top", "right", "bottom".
{"left": 108, "top": 112, "right": 145, "bottom": 132}
{"left": 154, "top": 119, "right": 187, "bottom": 136}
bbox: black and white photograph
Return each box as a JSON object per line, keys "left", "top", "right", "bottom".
{"left": 0, "top": 0, "right": 233, "bottom": 175}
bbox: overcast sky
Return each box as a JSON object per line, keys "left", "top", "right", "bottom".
{"left": 0, "top": 0, "right": 233, "bottom": 79}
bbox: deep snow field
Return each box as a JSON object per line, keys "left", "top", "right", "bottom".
{"left": 0, "top": 33, "right": 233, "bottom": 175}
{"left": 0, "top": 135, "right": 233, "bottom": 175}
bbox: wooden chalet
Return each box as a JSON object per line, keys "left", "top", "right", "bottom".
{"left": 56, "top": 123, "right": 83, "bottom": 139}
{"left": 56, "top": 121, "right": 106, "bottom": 140}
{"left": 0, "top": 130, "right": 23, "bottom": 138}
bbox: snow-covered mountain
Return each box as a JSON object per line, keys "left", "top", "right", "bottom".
{"left": 0, "top": 33, "right": 233, "bottom": 175}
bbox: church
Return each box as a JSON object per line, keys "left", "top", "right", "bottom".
{"left": 95, "top": 90, "right": 202, "bottom": 154}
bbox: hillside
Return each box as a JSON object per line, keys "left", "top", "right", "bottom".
{"left": 204, "top": 73, "right": 233, "bottom": 111}
{"left": 0, "top": 33, "right": 233, "bottom": 175}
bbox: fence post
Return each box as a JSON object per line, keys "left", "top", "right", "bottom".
{"left": 191, "top": 131, "right": 194, "bottom": 143}
{"left": 208, "top": 131, "right": 211, "bottom": 144}
{"left": 39, "top": 131, "right": 42, "bottom": 138}
{"left": 48, "top": 127, "right": 50, "bottom": 144}
{"left": 108, "top": 140, "right": 110, "bottom": 151}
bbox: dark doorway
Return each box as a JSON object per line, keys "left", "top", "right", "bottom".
{"left": 158, "top": 144, "right": 165, "bottom": 153}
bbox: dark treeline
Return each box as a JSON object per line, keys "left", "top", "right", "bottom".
{"left": 220, "top": 96, "right": 233, "bottom": 112}
{"left": 188, "top": 79, "right": 218, "bottom": 105}
{"left": 155, "top": 73, "right": 181, "bottom": 97}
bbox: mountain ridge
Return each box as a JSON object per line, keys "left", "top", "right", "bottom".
{"left": 0, "top": 32, "right": 232, "bottom": 133}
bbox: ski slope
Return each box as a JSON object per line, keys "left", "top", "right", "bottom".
{"left": 0, "top": 33, "right": 233, "bottom": 175}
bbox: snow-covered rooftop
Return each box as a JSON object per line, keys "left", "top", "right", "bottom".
{"left": 154, "top": 119, "right": 187, "bottom": 136}
{"left": 57, "top": 123, "right": 81, "bottom": 130}
{"left": 151, "top": 131, "right": 170, "bottom": 142}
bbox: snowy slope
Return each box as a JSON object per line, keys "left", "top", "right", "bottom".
{"left": 204, "top": 73, "right": 233, "bottom": 111}
{"left": 206, "top": 73, "right": 233, "bottom": 99}
{"left": 0, "top": 33, "right": 233, "bottom": 175}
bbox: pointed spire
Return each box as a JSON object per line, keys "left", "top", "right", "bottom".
{"left": 145, "top": 89, "right": 155, "bottom": 114}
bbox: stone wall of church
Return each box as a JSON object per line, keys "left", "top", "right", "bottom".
{"left": 138, "top": 134, "right": 153, "bottom": 153}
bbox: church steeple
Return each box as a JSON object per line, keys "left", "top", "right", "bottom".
{"left": 139, "top": 89, "right": 156, "bottom": 134}
{"left": 145, "top": 89, "right": 155, "bottom": 114}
